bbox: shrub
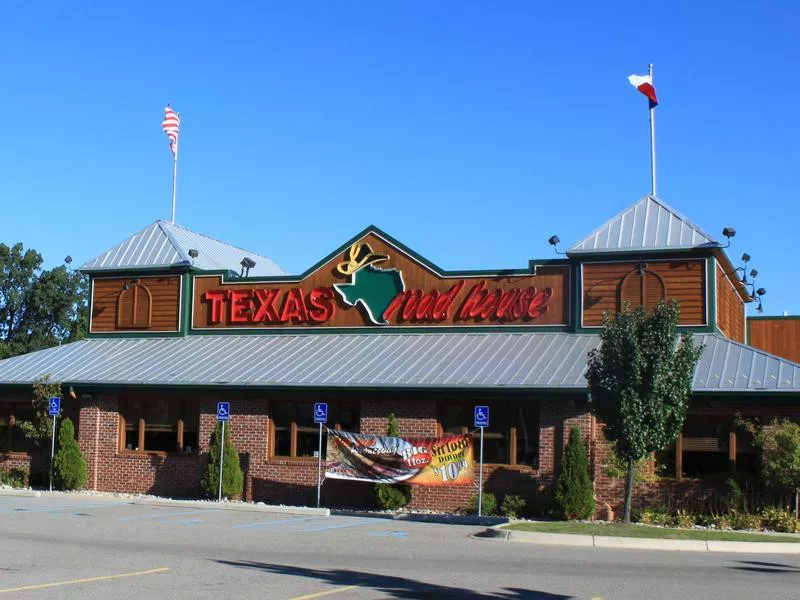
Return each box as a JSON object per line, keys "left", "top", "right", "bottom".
{"left": 466, "top": 492, "right": 497, "bottom": 516}
{"left": 0, "top": 467, "right": 28, "bottom": 488}
{"left": 675, "top": 510, "right": 696, "bottom": 529}
{"left": 714, "top": 514, "right": 732, "bottom": 530}
{"left": 53, "top": 418, "right": 88, "bottom": 490}
{"left": 201, "top": 422, "right": 243, "bottom": 500}
{"left": 553, "top": 427, "right": 594, "bottom": 520}
{"left": 374, "top": 413, "right": 411, "bottom": 510}
{"left": 375, "top": 483, "right": 412, "bottom": 510}
{"left": 760, "top": 507, "right": 799, "bottom": 533}
{"left": 637, "top": 504, "right": 673, "bottom": 527}
{"left": 501, "top": 494, "right": 527, "bottom": 519}
{"left": 728, "top": 510, "right": 763, "bottom": 531}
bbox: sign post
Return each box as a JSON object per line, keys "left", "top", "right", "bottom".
{"left": 48, "top": 397, "right": 60, "bottom": 492}
{"left": 216, "top": 402, "right": 230, "bottom": 502}
{"left": 313, "top": 402, "right": 328, "bottom": 508}
{"left": 474, "top": 405, "right": 489, "bottom": 517}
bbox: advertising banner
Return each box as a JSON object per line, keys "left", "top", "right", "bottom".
{"left": 325, "top": 430, "right": 474, "bottom": 486}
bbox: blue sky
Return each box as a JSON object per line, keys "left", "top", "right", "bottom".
{"left": 1, "top": 1, "right": 797, "bottom": 314}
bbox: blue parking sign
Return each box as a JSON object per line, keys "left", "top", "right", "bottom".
{"left": 48, "top": 397, "right": 60, "bottom": 416}
{"left": 474, "top": 405, "right": 489, "bottom": 428}
{"left": 217, "top": 402, "right": 230, "bottom": 422}
{"left": 313, "top": 402, "right": 328, "bottom": 424}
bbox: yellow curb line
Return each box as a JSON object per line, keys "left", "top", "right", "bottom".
{"left": 290, "top": 585, "right": 359, "bottom": 600}
{"left": 0, "top": 567, "right": 170, "bottom": 594}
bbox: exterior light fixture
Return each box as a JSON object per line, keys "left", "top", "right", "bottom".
{"left": 188, "top": 249, "right": 199, "bottom": 259}
{"left": 752, "top": 287, "right": 766, "bottom": 313}
{"left": 721, "top": 227, "right": 736, "bottom": 247}
{"left": 240, "top": 257, "right": 256, "bottom": 277}
{"left": 548, "top": 235, "right": 565, "bottom": 255}
{"left": 64, "top": 256, "right": 73, "bottom": 264}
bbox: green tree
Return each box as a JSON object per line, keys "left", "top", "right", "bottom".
{"left": 586, "top": 300, "right": 703, "bottom": 523}
{"left": 745, "top": 419, "right": 800, "bottom": 518}
{"left": 0, "top": 242, "right": 88, "bottom": 359}
{"left": 554, "top": 427, "right": 595, "bottom": 520}
{"left": 374, "top": 413, "right": 411, "bottom": 510}
{"left": 202, "top": 422, "right": 244, "bottom": 500}
{"left": 16, "top": 376, "right": 62, "bottom": 447}
{"left": 53, "top": 418, "right": 88, "bottom": 490}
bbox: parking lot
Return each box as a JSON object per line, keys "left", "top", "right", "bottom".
{"left": 3, "top": 492, "right": 800, "bottom": 599}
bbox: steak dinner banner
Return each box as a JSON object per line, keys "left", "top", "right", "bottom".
{"left": 325, "top": 430, "right": 474, "bottom": 485}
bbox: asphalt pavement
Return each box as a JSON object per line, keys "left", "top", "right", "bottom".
{"left": 1, "top": 492, "right": 800, "bottom": 599}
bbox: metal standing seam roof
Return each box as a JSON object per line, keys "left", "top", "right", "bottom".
{"left": 79, "top": 220, "right": 286, "bottom": 276}
{"left": 0, "top": 332, "right": 797, "bottom": 393}
{"left": 567, "top": 196, "right": 720, "bottom": 255}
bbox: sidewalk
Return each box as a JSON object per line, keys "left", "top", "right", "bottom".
{"left": 475, "top": 526, "right": 800, "bottom": 554}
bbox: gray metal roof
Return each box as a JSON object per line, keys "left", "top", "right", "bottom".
{"left": 568, "top": 196, "right": 720, "bottom": 255}
{"left": 0, "top": 332, "right": 797, "bottom": 394}
{"left": 80, "top": 220, "right": 286, "bottom": 276}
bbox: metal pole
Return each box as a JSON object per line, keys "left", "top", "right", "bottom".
{"left": 171, "top": 144, "right": 178, "bottom": 223}
{"left": 217, "top": 421, "right": 225, "bottom": 502}
{"left": 316, "top": 423, "right": 323, "bottom": 508}
{"left": 478, "top": 427, "right": 484, "bottom": 517}
{"left": 649, "top": 63, "right": 657, "bottom": 197}
{"left": 49, "top": 415, "right": 57, "bottom": 492}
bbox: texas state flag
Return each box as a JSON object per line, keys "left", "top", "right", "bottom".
{"left": 627, "top": 74, "right": 658, "bottom": 108}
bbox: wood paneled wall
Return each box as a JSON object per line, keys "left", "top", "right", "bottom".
{"left": 715, "top": 263, "right": 746, "bottom": 342}
{"left": 749, "top": 318, "right": 800, "bottom": 363}
{"left": 581, "top": 259, "right": 706, "bottom": 326}
{"left": 90, "top": 275, "right": 181, "bottom": 333}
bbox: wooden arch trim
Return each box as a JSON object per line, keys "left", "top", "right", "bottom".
{"left": 617, "top": 263, "right": 667, "bottom": 312}
{"left": 116, "top": 282, "right": 153, "bottom": 328}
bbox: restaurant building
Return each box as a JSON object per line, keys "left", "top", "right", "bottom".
{"left": 1, "top": 195, "right": 799, "bottom": 514}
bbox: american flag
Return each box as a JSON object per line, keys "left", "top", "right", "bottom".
{"left": 161, "top": 105, "right": 180, "bottom": 157}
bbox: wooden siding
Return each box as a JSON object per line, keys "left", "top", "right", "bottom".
{"left": 715, "top": 263, "right": 745, "bottom": 342}
{"left": 91, "top": 275, "right": 181, "bottom": 333}
{"left": 749, "top": 318, "right": 800, "bottom": 363}
{"left": 582, "top": 260, "right": 706, "bottom": 326}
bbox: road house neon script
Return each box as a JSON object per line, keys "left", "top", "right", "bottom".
{"left": 201, "top": 280, "right": 553, "bottom": 325}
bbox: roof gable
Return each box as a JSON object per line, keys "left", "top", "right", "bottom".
{"left": 80, "top": 220, "right": 286, "bottom": 276}
{"left": 568, "top": 196, "right": 719, "bottom": 255}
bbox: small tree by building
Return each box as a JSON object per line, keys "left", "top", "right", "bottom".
{"left": 554, "top": 426, "right": 594, "bottom": 520}
{"left": 18, "top": 376, "right": 61, "bottom": 447}
{"left": 586, "top": 300, "right": 703, "bottom": 523}
{"left": 374, "top": 413, "right": 411, "bottom": 510}
{"left": 53, "top": 418, "right": 88, "bottom": 490}
{"left": 746, "top": 419, "right": 800, "bottom": 518}
{"left": 202, "top": 422, "right": 244, "bottom": 500}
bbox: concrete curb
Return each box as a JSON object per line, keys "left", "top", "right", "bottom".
{"left": 0, "top": 489, "right": 330, "bottom": 517}
{"left": 330, "top": 509, "right": 507, "bottom": 526}
{"left": 476, "top": 528, "right": 800, "bottom": 554}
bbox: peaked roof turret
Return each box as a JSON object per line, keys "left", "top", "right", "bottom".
{"left": 80, "top": 220, "right": 286, "bottom": 276}
{"left": 568, "top": 196, "right": 720, "bottom": 255}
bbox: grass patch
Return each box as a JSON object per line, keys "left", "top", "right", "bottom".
{"left": 505, "top": 521, "right": 800, "bottom": 543}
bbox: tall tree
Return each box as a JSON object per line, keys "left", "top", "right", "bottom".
{"left": 586, "top": 300, "right": 703, "bottom": 523}
{"left": 0, "top": 242, "right": 88, "bottom": 359}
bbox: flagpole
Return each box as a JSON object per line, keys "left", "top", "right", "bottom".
{"left": 649, "top": 63, "right": 657, "bottom": 197}
{"left": 171, "top": 142, "right": 178, "bottom": 223}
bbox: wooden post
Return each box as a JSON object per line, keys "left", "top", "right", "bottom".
{"left": 509, "top": 426, "right": 518, "bottom": 466}
{"left": 290, "top": 421, "right": 298, "bottom": 457}
{"left": 177, "top": 419, "right": 184, "bottom": 452}
{"left": 138, "top": 417, "right": 145, "bottom": 452}
{"left": 729, "top": 429, "right": 737, "bottom": 473}
{"left": 675, "top": 433, "right": 683, "bottom": 480}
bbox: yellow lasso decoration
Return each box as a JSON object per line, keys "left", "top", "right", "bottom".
{"left": 336, "top": 242, "right": 389, "bottom": 275}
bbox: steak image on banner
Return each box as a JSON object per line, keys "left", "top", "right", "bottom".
{"left": 325, "top": 430, "right": 474, "bottom": 485}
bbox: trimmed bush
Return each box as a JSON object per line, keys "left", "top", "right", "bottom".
{"left": 760, "top": 507, "right": 799, "bottom": 533}
{"left": 728, "top": 510, "right": 763, "bottom": 531}
{"left": 202, "top": 422, "right": 244, "bottom": 500}
{"left": 553, "top": 427, "right": 594, "bottom": 520}
{"left": 466, "top": 492, "right": 497, "bottom": 516}
{"left": 501, "top": 494, "right": 527, "bottom": 518}
{"left": 374, "top": 413, "right": 411, "bottom": 510}
{"left": 53, "top": 418, "right": 88, "bottom": 490}
{"left": 0, "top": 467, "right": 28, "bottom": 488}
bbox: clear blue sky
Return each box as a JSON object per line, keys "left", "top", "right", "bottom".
{"left": 1, "top": 1, "right": 797, "bottom": 315}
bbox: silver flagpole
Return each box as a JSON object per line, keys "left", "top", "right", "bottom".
{"left": 649, "top": 63, "right": 657, "bottom": 197}
{"left": 171, "top": 140, "right": 178, "bottom": 224}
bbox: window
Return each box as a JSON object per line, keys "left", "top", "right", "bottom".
{"left": 618, "top": 265, "right": 666, "bottom": 312}
{"left": 439, "top": 401, "right": 539, "bottom": 467}
{"left": 119, "top": 399, "right": 199, "bottom": 453}
{"left": 0, "top": 402, "right": 36, "bottom": 453}
{"left": 117, "top": 282, "right": 152, "bottom": 328}
{"left": 271, "top": 401, "right": 359, "bottom": 458}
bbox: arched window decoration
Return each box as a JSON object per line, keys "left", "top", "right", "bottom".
{"left": 116, "top": 282, "right": 153, "bottom": 328}
{"left": 618, "top": 264, "right": 666, "bottom": 312}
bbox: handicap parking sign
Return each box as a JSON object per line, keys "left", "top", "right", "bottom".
{"left": 48, "top": 397, "right": 60, "bottom": 416}
{"left": 216, "top": 401, "right": 230, "bottom": 422}
{"left": 474, "top": 405, "right": 489, "bottom": 428}
{"left": 313, "top": 402, "right": 328, "bottom": 424}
